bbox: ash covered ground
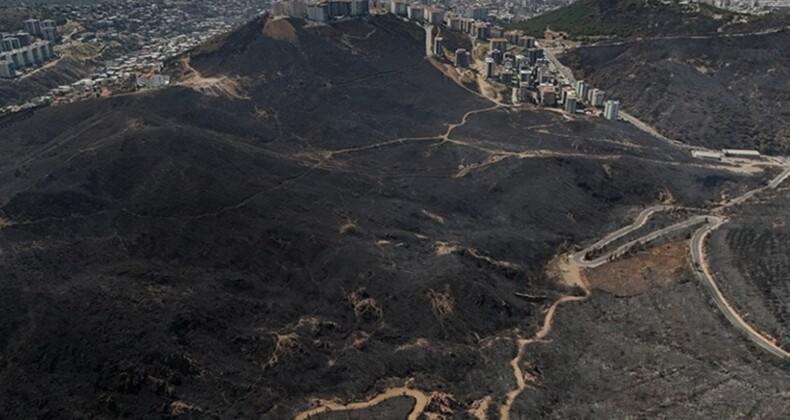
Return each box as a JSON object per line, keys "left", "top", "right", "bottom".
{"left": 0, "top": 14, "right": 786, "bottom": 419}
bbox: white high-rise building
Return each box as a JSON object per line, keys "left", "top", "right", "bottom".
{"left": 455, "top": 49, "right": 469, "bottom": 68}
{"left": 565, "top": 94, "right": 577, "bottom": 114}
{"left": 485, "top": 57, "right": 495, "bottom": 79}
{"left": 390, "top": 0, "right": 408, "bottom": 15}
{"left": 24, "top": 19, "right": 42, "bottom": 36}
{"left": 590, "top": 88, "right": 605, "bottom": 107}
{"left": 517, "top": 82, "right": 530, "bottom": 102}
{"left": 575, "top": 80, "right": 588, "bottom": 102}
{"left": 289, "top": 0, "right": 309, "bottom": 17}
{"left": 407, "top": 5, "right": 425, "bottom": 21}
{"left": 433, "top": 37, "right": 443, "bottom": 57}
{"left": 425, "top": 7, "right": 444, "bottom": 24}
{"left": 349, "top": 0, "right": 369, "bottom": 16}
{"left": 604, "top": 100, "right": 620, "bottom": 121}
{"left": 0, "top": 59, "right": 14, "bottom": 78}
{"left": 272, "top": 1, "right": 287, "bottom": 16}
{"left": 306, "top": 3, "right": 329, "bottom": 21}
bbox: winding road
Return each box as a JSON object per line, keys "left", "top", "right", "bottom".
{"left": 574, "top": 215, "right": 708, "bottom": 268}
{"left": 569, "top": 165, "right": 790, "bottom": 360}
{"left": 570, "top": 205, "right": 674, "bottom": 266}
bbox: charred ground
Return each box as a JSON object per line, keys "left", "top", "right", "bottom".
{"left": 564, "top": 29, "right": 790, "bottom": 153}
{"left": 0, "top": 14, "right": 784, "bottom": 419}
{"left": 709, "top": 187, "right": 790, "bottom": 349}
{"left": 538, "top": 0, "right": 790, "bottom": 154}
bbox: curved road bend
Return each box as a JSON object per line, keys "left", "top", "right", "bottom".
{"left": 690, "top": 217, "right": 790, "bottom": 360}
{"left": 571, "top": 205, "right": 674, "bottom": 266}
{"left": 575, "top": 215, "right": 708, "bottom": 268}
{"left": 567, "top": 165, "right": 790, "bottom": 359}
{"left": 689, "top": 166, "right": 790, "bottom": 360}
{"left": 294, "top": 386, "right": 428, "bottom": 420}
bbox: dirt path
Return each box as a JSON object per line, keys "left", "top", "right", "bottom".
{"left": 469, "top": 396, "right": 492, "bottom": 419}
{"left": 500, "top": 280, "right": 590, "bottom": 420}
{"left": 177, "top": 57, "right": 247, "bottom": 99}
{"left": 441, "top": 104, "right": 503, "bottom": 140}
{"left": 17, "top": 57, "right": 65, "bottom": 80}
{"left": 293, "top": 386, "right": 428, "bottom": 420}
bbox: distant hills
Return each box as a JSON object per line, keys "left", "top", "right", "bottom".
{"left": 512, "top": 0, "right": 788, "bottom": 39}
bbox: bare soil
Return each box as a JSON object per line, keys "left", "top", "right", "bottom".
{"left": 585, "top": 241, "right": 689, "bottom": 296}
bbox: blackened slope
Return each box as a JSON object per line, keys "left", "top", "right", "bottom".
{"left": 185, "top": 14, "right": 486, "bottom": 150}
{"left": 565, "top": 30, "right": 790, "bottom": 153}
{"left": 0, "top": 13, "right": 772, "bottom": 420}
{"left": 188, "top": 14, "right": 424, "bottom": 81}
{"left": 0, "top": 56, "right": 95, "bottom": 106}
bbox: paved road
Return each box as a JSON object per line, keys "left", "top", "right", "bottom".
{"left": 690, "top": 216, "right": 790, "bottom": 360}
{"left": 568, "top": 163, "right": 790, "bottom": 359}
{"left": 689, "top": 165, "right": 790, "bottom": 360}
{"left": 768, "top": 166, "right": 790, "bottom": 189}
{"left": 618, "top": 112, "right": 687, "bottom": 147}
{"left": 540, "top": 46, "right": 576, "bottom": 85}
{"left": 570, "top": 205, "right": 674, "bottom": 266}
{"left": 575, "top": 215, "right": 707, "bottom": 268}
{"left": 718, "top": 166, "right": 790, "bottom": 209}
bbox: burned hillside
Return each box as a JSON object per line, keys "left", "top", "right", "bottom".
{"left": 0, "top": 14, "right": 783, "bottom": 419}
{"left": 563, "top": 27, "right": 790, "bottom": 154}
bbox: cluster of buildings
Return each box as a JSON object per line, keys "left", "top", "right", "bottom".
{"left": 40, "top": 29, "right": 220, "bottom": 109}
{"left": 2, "top": 0, "right": 258, "bottom": 111}
{"left": 0, "top": 19, "right": 60, "bottom": 79}
{"left": 399, "top": 2, "right": 621, "bottom": 120}
{"left": 49, "top": 0, "right": 251, "bottom": 43}
{"left": 689, "top": 0, "right": 790, "bottom": 14}
{"left": 692, "top": 148, "right": 762, "bottom": 161}
{"left": 268, "top": 0, "right": 575, "bottom": 23}
{"left": 0, "top": 40, "right": 56, "bottom": 79}
{"left": 24, "top": 19, "right": 60, "bottom": 42}
{"left": 271, "top": 0, "right": 371, "bottom": 20}
{"left": 402, "top": 4, "right": 446, "bottom": 24}
{"left": 484, "top": 43, "right": 620, "bottom": 120}
{"left": 441, "top": 0, "right": 575, "bottom": 22}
